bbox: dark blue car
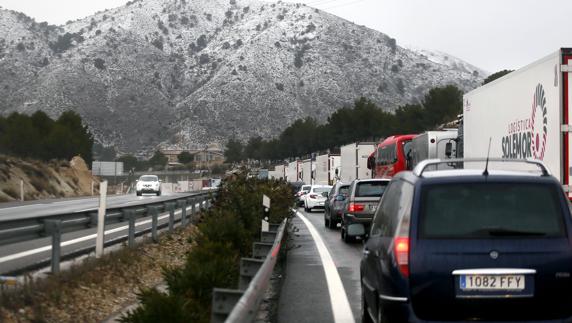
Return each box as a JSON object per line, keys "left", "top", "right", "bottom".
{"left": 360, "top": 159, "right": 572, "bottom": 322}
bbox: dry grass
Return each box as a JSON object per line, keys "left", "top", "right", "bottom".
{"left": 0, "top": 225, "right": 197, "bottom": 323}
{"left": 2, "top": 188, "right": 19, "bottom": 200}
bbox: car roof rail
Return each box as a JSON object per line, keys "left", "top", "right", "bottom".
{"left": 413, "top": 158, "right": 551, "bottom": 177}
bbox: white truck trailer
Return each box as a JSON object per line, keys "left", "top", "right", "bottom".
{"left": 315, "top": 154, "right": 341, "bottom": 185}
{"left": 410, "top": 130, "right": 458, "bottom": 170}
{"left": 340, "top": 142, "right": 376, "bottom": 182}
{"left": 300, "top": 159, "right": 312, "bottom": 184}
{"left": 464, "top": 48, "right": 572, "bottom": 195}
{"left": 286, "top": 160, "right": 300, "bottom": 183}
{"left": 269, "top": 164, "right": 285, "bottom": 180}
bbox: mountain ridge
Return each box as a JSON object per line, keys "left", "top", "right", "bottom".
{"left": 0, "top": 0, "right": 486, "bottom": 155}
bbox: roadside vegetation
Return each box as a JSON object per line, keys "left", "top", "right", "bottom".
{"left": 225, "top": 85, "right": 464, "bottom": 162}
{"left": 0, "top": 111, "right": 94, "bottom": 165}
{"left": 121, "top": 173, "right": 294, "bottom": 322}
{"left": 0, "top": 225, "right": 196, "bottom": 323}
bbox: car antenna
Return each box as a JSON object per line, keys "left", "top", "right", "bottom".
{"left": 483, "top": 137, "right": 492, "bottom": 176}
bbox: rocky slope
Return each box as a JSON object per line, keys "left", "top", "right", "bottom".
{"left": 0, "top": 155, "right": 99, "bottom": 202}
{"left": 0, "top": 0, "right": 486, "bottom": 154}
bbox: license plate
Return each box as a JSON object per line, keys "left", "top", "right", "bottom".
{"left": 460, "top": 275, "right": 525, "bottom": 291}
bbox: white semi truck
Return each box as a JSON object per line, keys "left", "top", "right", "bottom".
{"left": 339, "top": 142, "right": 376, "bottom": 182}
{"left": 300, "top": 159, "right": 312, "bottom": 184}
{"left": 410, "top": 130, "right": 458, "bottom": 170}
{"left": 269, "top": 164, "right": 285, "bottom": 180}
{"left": 286, "top": 160, "right": 300, "bottom": 183}
{"left": 464, "top": 48, "right": 572, "bottom": 195}
{"left": 315, "top": 154, "right": 341, "bottom": 185}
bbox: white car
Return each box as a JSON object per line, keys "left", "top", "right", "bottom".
{"left": 303, "top": 185, "right": 332, "bottom": 212}
{"left": 136, "top": 175, "right": 162, "bottom": 196}
{"left": 296, "top": 185, "right": 312, "bottom": 206}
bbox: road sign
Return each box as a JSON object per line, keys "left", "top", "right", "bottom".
{"left": 262, "top": 194, "right": 270, "bottom": 209}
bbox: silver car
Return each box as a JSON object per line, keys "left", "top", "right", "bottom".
{"left": 341, "top": 178, "right": 390, "bottom": 242}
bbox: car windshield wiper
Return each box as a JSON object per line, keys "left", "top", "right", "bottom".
{"left": 471, "top": 227, "right": 547, "bottom": 237}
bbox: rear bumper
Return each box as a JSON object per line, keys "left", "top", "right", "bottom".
{"left": 379, "top": 297, "right": 572, "bottom": 323}
{"left": 342, "top": 213, "right": 373, "bottom": 225}
{"left": 306, "top": 200, "right": 326, "bottom": 209}
{"left": 138, "top": 189, "right": 159, "bottom": 193}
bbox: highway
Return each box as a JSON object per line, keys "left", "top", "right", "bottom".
{"left": 0, "top": 192, "right": 193, "bottom": 221}
{"left": 0, "top": 192, "right": 205, "bottom": 275}
{"left": 279, "top": 207, "right": 363, "bottom": 323}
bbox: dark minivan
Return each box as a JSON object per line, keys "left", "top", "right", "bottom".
{"left": 361, "top": 159, "right": 572, "bottom": 322}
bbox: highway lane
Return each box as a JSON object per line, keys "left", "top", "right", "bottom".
{"left": 279, "top": 207, "right": 363, "bottom": 323}
{"left": 0, "top": 192, "right": 209, "bottom": 275}
{"left": 0, "top": 199, "right": 206, "bottom": 275}
{"left": 0, "top": 192, "right": 196, "bottom": 221}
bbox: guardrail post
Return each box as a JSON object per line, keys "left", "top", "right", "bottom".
{"left": 239, "top": 258, "right": 264, "bottom": 290}
{"left": 177, "top": 200, "right": 187, "bottom": 227}
{"left": 211, "top": 288, "right": 244, "bottom": 323}
{"left": 147, "top": 206, "right": 159, "bottom": 243}
{"left": 253, "top": 242, "right": 273, "bottom": 258}
{"left": 261, "top": 230, "right": 277, "bottom": 243}
{"left": 165, "top": 202, "right": 176, "bottom": 232}
{"left": 123, "top": 209, "right": 136, "bottom": 248}
{"left": 190, "top": 198, "right": 197, "bottom": 220}
{"left": 44, "top": 220, "right": 62, "bottom": 274}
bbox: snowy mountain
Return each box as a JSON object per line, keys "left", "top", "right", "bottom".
{"left": 0, "top": 0, "right": 486, "bottom": 154}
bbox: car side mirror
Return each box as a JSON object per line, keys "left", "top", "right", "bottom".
{"left": 367, "top": 156, "right": 375, "bottom": 170}
{"left": 322, "top": 192, "right": 329, "bottom": 198}
{"left": 335, "top": 195, "right": 345, "bottom": 201}
{"left": 445, "top": 142, "right": 453, "bottom": 158}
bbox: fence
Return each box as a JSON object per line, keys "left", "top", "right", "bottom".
{"left": 211, "top": 219, "right": 287, "bottom": 323}
{"left": 0, "top": 191, "right": 215, "bottom": 275}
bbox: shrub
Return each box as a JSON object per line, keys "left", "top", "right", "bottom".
{"left": 275, "top": 83, "right": 284, "bottom": 91}
{"left": 199, "top": 54, "right": 209, "bottom": 64}
{"left": 94, "top": 58, "right": 106, "bottom": 70}
{"left": 121, "top": 174, "right": 294, "bottom": 322}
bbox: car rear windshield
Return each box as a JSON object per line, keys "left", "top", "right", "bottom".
{"left": 302, "top": 186, "right": 311, "bottom": 192}
{"left": 420, "top": 183, "right": 566, "bottom": 238}
{"left": 313, "top": 187, "right": 331, "bottom": 193}
{"left": 141, "top": 176, "right": 158, "bottom": 182}
{"left": 356, "top": 181, "right": 389, "bottom": 197}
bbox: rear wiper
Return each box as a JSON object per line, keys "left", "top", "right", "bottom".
{"left": 472, "top": 228, "right": 547, "bottom": 237}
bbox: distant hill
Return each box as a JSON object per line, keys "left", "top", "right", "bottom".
{"left": 0, "top": 0, "right": 486, "bottom": 154}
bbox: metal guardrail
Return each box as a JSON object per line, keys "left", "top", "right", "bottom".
{"left": 211, "top": 219, "right": 287, "bottom": 323}
{"left": 0, "top": 191, "right": 217, "bottom": 275}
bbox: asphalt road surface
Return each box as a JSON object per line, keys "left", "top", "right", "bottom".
{"left": 0, "top": 192, "right": 193, "bottom": 221}
{"left": 0, "top": 192, "right": 204, "bottom": 275}
{"left": 279, "top": 207, "right": 363, "bottom": 323}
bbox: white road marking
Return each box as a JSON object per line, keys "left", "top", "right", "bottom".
{"left": 296, "top": 210, "right": 355, "bottom": 323}
{"left": 0, "top": 204, "right": 200, "bottom": 264}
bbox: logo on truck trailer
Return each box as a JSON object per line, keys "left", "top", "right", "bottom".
{"left": 502, "top": 84, "right": 548, "bottom": 160}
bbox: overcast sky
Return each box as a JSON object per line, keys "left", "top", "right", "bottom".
{"left": 1, "top": 0, "right": 571, "bottom": 72}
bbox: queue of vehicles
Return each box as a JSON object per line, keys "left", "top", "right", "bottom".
{"left": 285, "top": 48, "right": 572, "bottom": 322}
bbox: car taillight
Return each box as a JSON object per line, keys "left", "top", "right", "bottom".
{"left": 309, "top": 194, "right": 318, "bottom": 199}
{"left": 348, "top": 203, "right": 364, "bottom": 212}
{"left": 393, "top": 237, "right": 409, "bottom": 277}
